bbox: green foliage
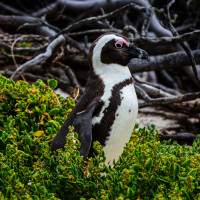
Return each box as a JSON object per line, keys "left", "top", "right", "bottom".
{"left": 1, "top": 74, "right": 200, "bottom": 199}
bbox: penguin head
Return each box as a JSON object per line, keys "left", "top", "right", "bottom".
{"left": 89, "top": 33, "right": 148, "bottom": 71}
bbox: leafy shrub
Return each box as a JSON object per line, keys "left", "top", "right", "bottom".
{"left": 0, "top": 74, "right": 200, "bottom": 199}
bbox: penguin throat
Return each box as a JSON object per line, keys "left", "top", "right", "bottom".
{"left": 92, "top": 61, "right": 132, "bottom": 84}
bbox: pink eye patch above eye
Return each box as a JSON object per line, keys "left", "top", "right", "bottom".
{"left": 115, "top": 40, "right": 130, "bottom": 47}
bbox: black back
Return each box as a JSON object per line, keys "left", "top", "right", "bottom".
{"left": 51, "top": 71, "right": 104, "bottom": 154}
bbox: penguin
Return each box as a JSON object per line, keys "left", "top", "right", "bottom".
{"left": 51, "top": 33, "right": 148, "bottom": 165}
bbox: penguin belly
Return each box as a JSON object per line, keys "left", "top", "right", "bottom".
{"left": 103, "top": 84, "right": 138, "bottom": 165}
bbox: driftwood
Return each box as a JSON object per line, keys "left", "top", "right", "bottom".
{"left": 0, "top": 0, "right": 200, "bottom": 141}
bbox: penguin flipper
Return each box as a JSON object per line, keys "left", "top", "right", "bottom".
{"left": 73, "top": 100, "right": 99, "bottom": 160}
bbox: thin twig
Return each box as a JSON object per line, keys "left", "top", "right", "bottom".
{"left": 139, "top": 92, "right": 200, "bottom": 108}
{"left": 64, "top": 34, "right": 88, "bottom": 56}
{"left": 134, "top": 80, "right": 173, "bottom": 98}
{"left": 0, "top": 2, "right": 28, "bottom": 16}
{"left": 68, "top": 28, "right": 121, "bottom": 36}
{"left": 132, "top": 30, "right": 200, "bottom": 45}
{"left": 0, "top": 34, "right": 48, "bottom": 43}
{"left": 55, "top": 61, "right": 84, "bottom": 94}
{"left": 11, "top": 36, "right": 27, "bottom": 81}
{"left": 32, "top": 1, "right": 59, "bottom": 17}
{"left": 135, "top": 84, "right": 152, "bottom": 100}
{"left": 134, "top": 77, "right": 181, "bottom": 96}
{"left": 141, "top": 7, "right": 154, "bottom": 37}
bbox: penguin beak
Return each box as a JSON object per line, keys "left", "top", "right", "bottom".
{"left": 125, "top": 44, "right": 148, "bottom": 60}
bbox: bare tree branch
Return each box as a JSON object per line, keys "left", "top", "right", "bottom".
{"left": 32, "top": 0, "right": 147, "bottom": 17}
{"left": 0, "top": 2, "right": 28, "bottom": 16}
{"left": 132, "top": 30, "right": 200, "bottom": 45}
{"left": 31, "top": 0, "right": 172, "bottom": 37}
{"left": 0, "top": 15, "right": 56, "bottom": 37}
{"left": 141, "top": 7, "right": 153, "bottom": 37}
{"left": 134, "top": 76, "right": 181, "bottom": 95}
{"left": 160, "top": 133, "right": 197, "bottom": 144}
{"left": 129, "top": 50, "right": 200, "bottom": 72}
{"left": 56, "top": 3, "right": 147, "bottom": 36}
{"left": 10, "top": 35, "right": 65, "bottom": 81}
{"left": 0, "top": 41, "right": 47, "bottom": 54}
{"left": 32, "top": 1, "right": 59, "bottom": 17}
{"left": 164, "top": 0, "right": 200, "bottom": 85}
{"left": 68, "top": 28, "right": 122, "bottom": 36}
{"left": 0, "top": 69, "right": 69, "bottom": 86}
{"left": 139, "top": 92, "right": 200, "bottom": 108}
{"left": 64, "top": 34, "right": 88, "bottom": 56}
{"left": 55, "top": 61, "right": 84, "bottom": 94}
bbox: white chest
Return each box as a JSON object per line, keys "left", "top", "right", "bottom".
{"left": 91, "top": 63, "right": 138, "bottom": 165}
{"left": 103, "top": 83, "right": 138, "bottom": 165}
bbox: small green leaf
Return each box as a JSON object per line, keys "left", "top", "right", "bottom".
{"left": 170, "top": 162, "right": 175, "bottom": 171}
{"left": 127, "top": 187, "right": 134, "bottom": 198}
{"left": 49, "top": 108, "right": 59, "bottom": 116}
{"left": 8, "top": 118, "right": 15, "bottom": 127}
{"left": 158, "top": 178, "right": 169, "bottom": 183}
{"left": 174, "top": 164, "right": 180, "bottom": 176}
{"left": 41, "top": 104, "right": 46, "bottom": 113}
{"left": 145, "top": 158, "right": 153, "bottom": 172}
{"left": 118, "top": 182, "right": 124, "bottom": 190}
{"left": 47, "top": 120, "right": 60, "bottom": 129}
{"left": 182, "top": 159, "right": 191, "bottom": 168}
{"left": 188, "top": 169, "right": 197, "bottom": 177}
{"left": 132, "top": 164, "right": 139, "bottom": 172}
{"left": 134, "top": 123, "right": 139, "bottom": 129}
{"left": 176, "top": 149, "right": 181, "bottom": 157}
{"left": 36, "top": 79, "right": 45, "bottom": 88}
{"left": 48, "top": 79, "right": 57, "bottom": 90}
{"left": 34, "top": 131, "right": 44, "bottom": 137}
{"left": 19, "top": 42, "right": 32, "bottom": 47}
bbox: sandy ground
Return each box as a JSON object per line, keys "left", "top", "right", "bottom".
{"left": 136, "top": 107, "right": 181, "bottom": 134}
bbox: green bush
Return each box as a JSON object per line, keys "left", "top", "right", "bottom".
{"left": 0, "top": 74, "right": 200, "bottom": 199}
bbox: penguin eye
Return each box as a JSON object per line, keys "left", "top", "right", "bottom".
{"left": 115, "top": 41, "right": 123, "bottom": 48}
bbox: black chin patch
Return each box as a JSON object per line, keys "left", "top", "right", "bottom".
{"left": 100, "top": 39, "right": 130, "bottom": 66}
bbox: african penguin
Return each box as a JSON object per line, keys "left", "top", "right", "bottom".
{"left": 51, "top": 33, "right": 148, "bottom": 165}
